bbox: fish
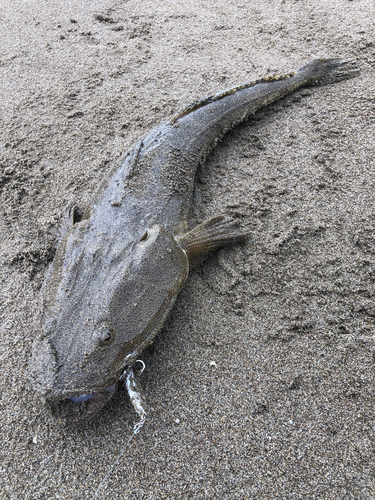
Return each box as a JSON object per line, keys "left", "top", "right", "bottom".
{"left": 28, "top": 58, "right": 359, "bottom": 426}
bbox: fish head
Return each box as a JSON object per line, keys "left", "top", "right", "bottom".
{"left": 29, "top": 222, "right": 189, "bottom": 421}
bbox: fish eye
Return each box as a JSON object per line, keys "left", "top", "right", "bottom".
{"left": 97, "top": 324, "right": 115, "bottom": 346}
{"left": 139, "top": 231, "right": 149, "bottom": 242}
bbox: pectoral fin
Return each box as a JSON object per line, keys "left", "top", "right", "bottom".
{"left": 177, "top": 216, "right": 247, "bottom": 259}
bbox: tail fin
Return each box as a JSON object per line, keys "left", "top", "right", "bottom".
{"left": 297, "top": 58, "right": 360, "bottom": 86}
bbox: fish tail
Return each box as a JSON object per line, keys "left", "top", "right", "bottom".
{"left": 297, "top": 58, "right": 360, "bottom": 86}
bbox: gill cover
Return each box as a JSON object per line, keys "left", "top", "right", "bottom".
{"left": 102, "top": 223, "right": 189, "bottom": 369}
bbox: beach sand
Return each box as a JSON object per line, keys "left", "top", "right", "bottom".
{"left": 1, "top": 0, "right": 374, "bottom": 498}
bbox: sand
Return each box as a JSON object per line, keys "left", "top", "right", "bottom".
{"left": 1, "top": 0, "right": 374, "bottom": 498}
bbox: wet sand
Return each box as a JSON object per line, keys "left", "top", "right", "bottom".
{"left": 1, "top": 0, "right": 374, "bottom": 498}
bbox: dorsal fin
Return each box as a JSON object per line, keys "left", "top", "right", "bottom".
{"left": 169, "top": 71, "right": 296, "bottom": 124}
{"left": 58, "top": 204, "right": 84, "bottom": 241}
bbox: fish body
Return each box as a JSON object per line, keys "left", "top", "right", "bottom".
{"left": 29, "top": 59, "right": 359, "bottom": 420}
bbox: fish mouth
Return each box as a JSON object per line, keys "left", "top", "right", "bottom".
{"left": 68, "top": 384, "right": 116, "bottom": 404}
{"left": 46, "top": 384, "right": 118, "bottom": 425}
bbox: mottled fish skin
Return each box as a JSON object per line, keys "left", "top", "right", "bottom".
{"left": 28, "top": 59, "right": 359, "bottom": 419}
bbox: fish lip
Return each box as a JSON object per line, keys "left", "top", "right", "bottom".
{"left": 45, "top": 382, "right": 119, "bottom": 424}
{"left": 68, "top": 384, "right": 116, "bottom": 404}
{"left": 40, "top": 378, "right": 119, "bottom": 403}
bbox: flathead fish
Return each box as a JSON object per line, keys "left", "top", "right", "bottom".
{"left": 29, "top": 58, "right": 359, "bottom": 427}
